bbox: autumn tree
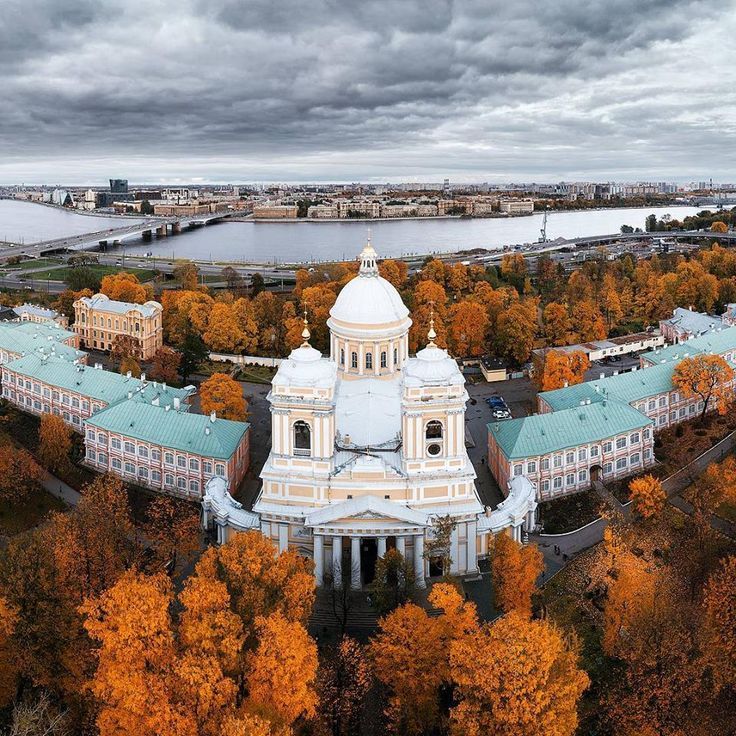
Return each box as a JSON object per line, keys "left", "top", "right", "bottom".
{"left": 82, "top": 571, "right": 185, "bottom": 736}
{"left": 629, "top": 474, "right": 666, "bottom": 520}
{"left": 143, "top": 496, "right": 201, "bottom": 573}
{"left": 199, "top": 373, "right": 247, "bottom": 421}
{"left": 100, "top": 272, "right": 152, "bottom": 304}
{"left": 701, "top": 555, "right": 736, "bottom": 692}
{"left": 542, "top": 301, "right": 572, "bottom": 346}
{"left": 245, "top": 612, "right": 318, "bottom": 731}
{"left": 174, "top": 261, "right": 200, "bottom": 291}
{"left": 534, "top": 349, "right": 589, "bottom": 391}
{"left": 232, "top": 298, "right": 260, "bottom": 354}
{"left": 118, "top": 355, "right": 141, "bottom": 378}
{"left": 450, "top": 612, "right": 589, "bottom": 736}
{"left": 446, "top": 262, "right": 469, "bottom": 294}
{"left": 496, "top": 299, "right": 538, "bottom": 365}
{"left": 0, "top": 444, "right": 43, "bottom": 505}
{"left": 0, "top": 595, "right": 18, "bottom": 706}
{"left": 317, "top": 636, "right": 371, "bottom": 736}
{"left": 673, "top": 353, "right": 734, "bottom": 422}
{"left": 447, "top": 299, "right": 488, "bottom": 357}
{"left": 300, "top": 283, "right": 338, "bottom": 352}
{"left": 369, "top": 603, "right": 445, "bottom": 735}
{"left": 111, "top": 333, "right": 142, "bottom": 363}
{"left": 179, "top": 326, "right": 208, "bottom": 383}
{"left": 282, "top": 301, "right": 307, "bottom": 351}
{"left": 379, "top": 259, "right": 408, "bottom": 289}
{"left": 38, "top": 413, "right": 72, "bottom": 474}
{"left": 149, "top": 346, "right": 182, "bottom": 385}
{"left": 203, "top": 302, "right": 246, "bottom": 354}
{"left": 370, "top": 548, "right": 415, "bottom": 614}
{"left": 409, "top": 279, "right": 447, "bottom": 352}
{"left": 569, "top": 298, "right": 606, "bottom": 342}
{"left": 490, "top": 531, "right": 543, "bottom": 617}
{"left": 711, "top": 220, "right": 729, "bottom": 233}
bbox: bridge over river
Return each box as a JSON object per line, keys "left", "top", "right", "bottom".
{"left": 0, "top": 209, "right": 246, "bottom": 261}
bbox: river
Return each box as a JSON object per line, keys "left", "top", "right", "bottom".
{"left": 0, "top": 200, "right": 713, "bottom": 264}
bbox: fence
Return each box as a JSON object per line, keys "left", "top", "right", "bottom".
{"left": 209, "top": 352, "right": 283, "bottom": 368}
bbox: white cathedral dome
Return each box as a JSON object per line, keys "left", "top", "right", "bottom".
{"left": 328, "top": 243, "right": 410, "bottom": 330}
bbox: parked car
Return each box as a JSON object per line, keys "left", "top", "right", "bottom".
{"left": 487, "top": 396, "right": 505, "bottom": 408}
{"left": 492, "top": 407, "right": 511, "bottom": 420}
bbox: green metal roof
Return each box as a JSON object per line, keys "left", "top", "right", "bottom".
{"left": 0, "top": 323, "right": 84, "bottom": 362}
{"left": 641, "top": 326, "right": 736, "bottom": 365}
{"left": 4, "top": 354, "right": 191, "bottom": 408}
{"left": 489, "top": 400, "right": 652, "bottom": 460}
{"left": 86, "top": 400, "right": 249, "bottom": 459}
{"left": 539, "top": 362, "right": 678, "bottom": 411}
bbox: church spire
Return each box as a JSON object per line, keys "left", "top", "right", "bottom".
{"left": 359, "top": 233, "right": 379, "bottom": 277}
{"left": 301, "top": 308, "right": 311, "bottom": 346}
{"left": 427, "top": 306, "right": 437, "bottom": 347}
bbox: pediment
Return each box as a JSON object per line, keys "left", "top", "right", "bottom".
{"left": 305, "top": 495, "right": 429, "bottom": 527}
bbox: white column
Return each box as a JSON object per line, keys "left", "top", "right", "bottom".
{"left": 278, "top": 523, "right": 289, "bottom": 552}
{"left": 351, "top": 537, "right": 362, "bottom": 590}
{"left": 314, "top": 535, "right": 324, "bottom": 587}
{"left": 332, "top": 536, "right": 343, "bottom": 589}
{"left": 396, "top": 535, "right": 406, "bottom": 558}
{"left": 377, "top": 536, "right": 387, "bottom": 558}
{"left": 414, "top": 534, "right": 426, "bottom": 588}
{"left": 466, "top": 521, "right": 477, "bottom": 573}
{"left": 450, "top": 524, "right": 460, "bottom": 574}
{"left": 374, "top": 342, "right": 379, "bottom": 375}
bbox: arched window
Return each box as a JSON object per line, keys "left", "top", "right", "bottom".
{"left": 351, "top": 352, "right": 358, "bottom": 369}
{"left": 380, "top": 351, "right": 387, "bottom": 368}
{"left": 393, "top": 347, "right": 398, "bottom": 365}
{"left": 293, "top": 421, "right": 311, "bottom": 456}
{"left": 366, "top": 352, "right": 373, "bottom": 369}
{"left": 426, "top": 420, "right": 443, "bottom": 457}
{"left": 340, "top": 348, "right": 345, "bottom": 365}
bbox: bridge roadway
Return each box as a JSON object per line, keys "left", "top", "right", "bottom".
{"left": 0, "top": 209, "right": 246, "bottom": 261}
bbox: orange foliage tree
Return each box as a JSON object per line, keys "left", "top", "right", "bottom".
{"left": 450, "top": 611, "right": 589, "bottom": 736}
{"left": 380, "top": 259, "right": 408, "bottom": 289}
{"left": 409, "top": 279, "right": 447, "bottom": 351}
{"left": 203, "top": 302, "right": 247, "bottom": 354}
{"left": 245, "top": 612, "right": 318, "bottom": 730}
{"left": 38, "top": 413, "right": 72, "bottom": 474}
{"left": 496, "top": 299, "right": 538, "bottom": 364}
{"left": 673, "top": 354, "right": 734, "bottom": 422}
{"left": 701, "top": 555, "right": 736, "bottom": 692}
{"left": 447, "top": 300, "right": 488, "bottom": 357}
{"left": 100, "top": 272, "right": 152, "bottom": 304}
{"left": 711, "top": 221, "right": 729, "bottom": 233}
{"left": 490, "top": 531, "right": 543, "bottom": 618}
{"left": 0, "top": 443, "right": 43, "bottom": 504}
{"left": 0, "top": 595, "right": 18, "bottom": 706}
{"left": 534, "top": 349, "right": 589, "bottom": 391}
{"left": 143, "top": 496, "right": 201, "bottom": 573}
{"left": 199, "top": 373, "right": 247, "bottom": 421}
{"left": 542, "top": 301, "right": 572, "bottom": 346}
{"left": 629, "top": 474, "right": 666, "bottom": 520}
{"left": 149, "top": 346, "right": 182, "bottom": 385}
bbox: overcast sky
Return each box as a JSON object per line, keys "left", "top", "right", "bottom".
{"left": 1, "top": 0, "right": 734, "bottom": 185}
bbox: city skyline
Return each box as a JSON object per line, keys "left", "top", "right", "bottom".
{"left": 1, "top": 0, "right": 735, "bottom": 184}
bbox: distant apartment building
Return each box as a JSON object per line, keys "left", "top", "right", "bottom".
{"left": 471, "top": 201, "right": 496, "bottom": 216}
{"left": 73, "top": 294, "right": 163, "bottom": 360}
{"left": 337, "top": 200, "right": 382, "bottom": 218}
{"left": 153, "top": 203, "right": 219, "bottom": 217}
{"left": 499, "top": 198, "right": 535, "bottom": 215}
{"left": 84, "top": 401, "right": 250, "bottom": 499}
{"left": 252, "top": 203, "right": 298, "bottom": 219}
{"left": 307, "top": 204, "right": 339, "bottom": 218}
{"left": 437, "top": 199, "right": 471, "bottom": 215}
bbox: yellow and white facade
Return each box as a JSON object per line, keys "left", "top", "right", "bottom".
{"left": 204, "top": 243, "right": 537, "bottom": 588}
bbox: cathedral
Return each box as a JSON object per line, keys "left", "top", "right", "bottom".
{"left": 202, "top": 242, "right": 537, "bottom": 588}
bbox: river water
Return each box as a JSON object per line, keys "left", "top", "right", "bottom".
{"left": 0, "top": 200, "right": 710, "bottom": 264}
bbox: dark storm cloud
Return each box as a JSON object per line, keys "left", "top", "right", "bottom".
{"left": 0, "top": 0, "right": 733, "bottom": 182}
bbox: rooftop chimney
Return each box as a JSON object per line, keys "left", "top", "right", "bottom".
{"left": 174, "top": 397, "right": 180, "bottom": 410}
{"left": 210, "top": 410, "right": 216, "bottom": 423}
{"left": 126, "top": 371, "right": 132, "bottom": 378}
{"left": 140, "top": 372, "right": 146, "bottom": 382}
{"left": 127, "top": 391, "right": 132, "bottom": 399}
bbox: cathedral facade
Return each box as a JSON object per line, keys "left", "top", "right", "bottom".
{"left": 203, "top": 243, "right": 537, "bottom": 588}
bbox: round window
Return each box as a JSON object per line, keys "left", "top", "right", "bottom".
{"left": 427, "top": 443, "right": 442, "bottom": 456}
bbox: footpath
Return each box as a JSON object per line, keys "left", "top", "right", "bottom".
{"left": 531, "top": 429, "right": 736, "bottom": 576}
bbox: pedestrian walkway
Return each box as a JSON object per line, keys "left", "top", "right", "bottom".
{"left": 40, "top": 469, "right": 80, "bottom": 507}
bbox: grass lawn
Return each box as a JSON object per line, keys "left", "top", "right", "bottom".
{"left": 19, "top": 265, "right": 158, "bottom": 283}
{"left": 3, "top": 258, "right": 65, "bottom": 271}
{"left": 537, "top": 488, "right": 603, "bottom": 534}
{"left": 238, "top": 365, "right": 278, "bottom": 384}
{"left": 0, "top": 486, "right": 67, "bottom": 536}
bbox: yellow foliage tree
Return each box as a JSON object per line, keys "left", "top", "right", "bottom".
{"left": 711, "top": 221, "right": 729, "bottom": 233}
{"left": 447, "top": 299, "right": 488, "bottom": 357}
{"left": 199, "top": 373, "right": 247, "bottom": 421}
{"left": 673, "top": 353, "right": 734, "bottom": 422}
{"left": 0, "top": 595, "right": 18, "bottom": 707}
{"left": 701, "top": 555, "right": 736, "bottom": 692}
{"left": 534, "top": 349, "right": 589, "bottom": 391}
{"left": 490, "top": 531, "right": 543, "bottom": 618}
{"left": 450, "top": 611, "right": 589, "bottom": 736}
{"left": 629, "top": 474, "right": 666, "bottom": 519}
{"left": 38, "top": 413, "right": 72, "bottom": 474}
{"left": 203, "top": 303, "right": 246, "bottom": 353}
